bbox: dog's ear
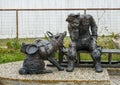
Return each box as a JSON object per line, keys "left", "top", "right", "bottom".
{"left": 21, "top": 42, "right": 26, "bottom": 46}
{"left": 63, "top": 31, "right": 67, "bottom": 36}
{"left": 21, "top": 42, "right": 29, "bottom": 54}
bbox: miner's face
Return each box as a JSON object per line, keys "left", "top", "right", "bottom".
{"left": 66, "top": 14, "right": 80, "bottom": 27}
{"left": 69, "top": 18, "right": 79, "bottom": 27}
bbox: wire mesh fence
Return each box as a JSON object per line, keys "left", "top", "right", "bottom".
{"left": 0, "top": 11, "right": 16, "bottom": 38}
{"left": 0, "top": 8, "right": 120, "bottom": 39}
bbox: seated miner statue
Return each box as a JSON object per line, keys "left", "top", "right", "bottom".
{"left": 19, "top": 31, "right": 66, "bottom": 74}
{"left": 66, "top": 13, "right": 103, "bottom": 73}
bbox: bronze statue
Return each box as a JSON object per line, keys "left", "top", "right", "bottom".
{"left": 19, "top": 43, "right": 52, "bottom": 74}
{"left": 66, "top": 13, "right": 103, "bottom": 72}
{"left": 19, "top": 31, "right": 66, "bottom": 74}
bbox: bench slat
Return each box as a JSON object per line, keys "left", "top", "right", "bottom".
{"left": 102, "top": 49, "right": 120, "bottom": 54}
{"left": 77, "top": 49, "right": 120, "bottom": 54}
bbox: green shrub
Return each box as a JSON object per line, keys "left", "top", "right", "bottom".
{"left": 6, "top": 41, "right": 12, "bottom": 48}
{"left": 6, "top": 39, "right": 21, "bottom": 50}
{"left": 0, "top": 52, "right": 25, "bottom": 64}
{"left": 12, "top": 40, "right": 21, "bottom": 50}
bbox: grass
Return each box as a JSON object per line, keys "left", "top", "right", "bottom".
{"left": 0, "top": 36, "right": 119, "bottom": 64}
{"left": 0, "top": 38, "right": 46, "bottom": 64}
{"left": 0, "top": 50, "right": 25, "bottom": 64}
{"left": 0, "top": 39, "right": 25, "bottom": 64}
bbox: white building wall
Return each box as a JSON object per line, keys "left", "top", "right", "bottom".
{"left": 0, "top": 0, "right": 120, "bottom": 38}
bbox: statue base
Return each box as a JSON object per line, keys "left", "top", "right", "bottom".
{"left": 0, "top": 61, "right": 110, "bottom": 85}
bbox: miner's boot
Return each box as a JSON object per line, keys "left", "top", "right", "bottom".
{"left": 91, "top": 48, "right": 103, "bottom": 73}
{"left": 66, "top": 60, "right": 74, "bottom": 72}
{"left": 95, "top": 57, "right": 103, "bottom": 73}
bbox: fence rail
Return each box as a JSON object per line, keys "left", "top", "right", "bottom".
{"left": 0, "top": 8, "right": 120, "bottom": 11}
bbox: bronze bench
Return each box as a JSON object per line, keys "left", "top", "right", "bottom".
{"left": 58, "top": 49, "right": 120, "bottom": 67}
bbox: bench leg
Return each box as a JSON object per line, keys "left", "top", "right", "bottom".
{"left": 77, "top": 52, "right": 80, "bottom": 65}
{"left": 58, "top": 50, "right": 64, "bottom": 64}
{"left": 108, "top": 53, "right": 112, "bottom": 66}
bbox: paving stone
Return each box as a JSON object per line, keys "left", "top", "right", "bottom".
{"left": 110, "top": 76, "right": 120, "bottom": 85}
{"left": 0, "top": 61, "right": 110, "bottom": 85}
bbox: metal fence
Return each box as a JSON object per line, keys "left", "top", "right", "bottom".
{"left": 0, "top": 8, "right": 120, "bottom": 39}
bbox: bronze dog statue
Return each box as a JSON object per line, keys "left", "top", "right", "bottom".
{"left": 19, "top": 31, "right": 66, "bottom": 74}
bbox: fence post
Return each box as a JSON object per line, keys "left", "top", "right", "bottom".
{"left": 16, "top": 10, "right": 18, "bottom": 39}
{"left": 84, "top": 9, "right": 86, "bottom": 15}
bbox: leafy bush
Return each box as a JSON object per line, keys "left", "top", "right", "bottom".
{"left": 0, "top": 39, "right": 23, "bottom": 64}
{"left": 0, "top": 51, "right": 25, "bottom": 64}
{"left": 12, "top": 39, "right": 21, "bottom": 49}
{"left": 6, "top": 39, "right": 21, "bottom": 50}
{"left": 6, "top": 41, "right": 12, "bottom": 48}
